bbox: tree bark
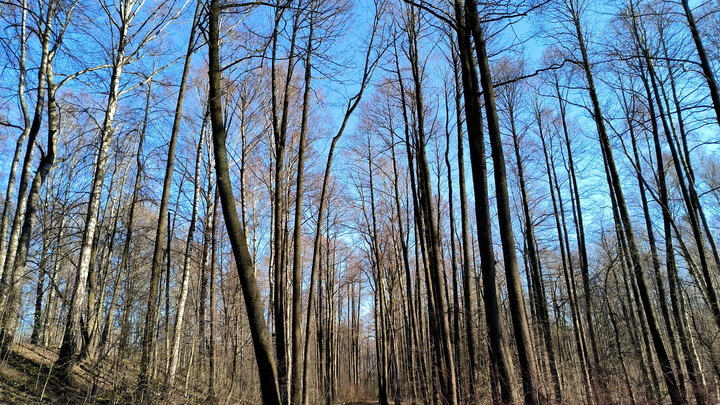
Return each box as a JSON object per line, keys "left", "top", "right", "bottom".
{"left": 679, "top": 0, "right": 720, "bottom": 127}
{"left": 137, "top": 0, "right": 198, "bottom": 394}
{"left": 167, "top": 114, "right": 205, "bottom": 389}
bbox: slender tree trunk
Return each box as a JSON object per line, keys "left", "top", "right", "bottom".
{"left": 366, "top": 151, "right": 389, "bottom": 405}
{"left": 404, "top": 7, "right": 457, "bottom": 403}
{"left": 517, "top": 106, "right": 562, "bottom": 403}
{"left": 442, "top": 76, "right": 464, "bottom": 403}
{"left": 552, "top": 77, "right": 599, "bottom": 373}
{"left": 627, "top": 19, "right": 709, "bottom": 401}
{"left": 270, "top": 5, "right": 300, "bottom": 402}
{"left": 0, "top": 0, "right": 32, "bottom": 278}
{"left": 537, "top": 113, "right": 593, "bottom": 404}
{"left": 300, "top": 6, "right": 379, "bottom": 400}
{"left": 290, "top": 8, "right": 314, "bottom": 403}
{"left": 137, "top": 1, "right": 198, "bottom": 393}
{"left": 2, "top": 59, "right": 59, "bottom": 352}
{"left": 207, "top": 190, "right": 219, "bottom": 402}
{"left": 604, "top": 269, "right": 638, "bottom": 405}
{"left": 98, "top": 79, "right": 151, "bottom": 357}
{"left": 0, "top": 0, "right": 52, "bottom": 351}
{"left": 31, "top": 231, "right": 50, "bottom": 346}
{"left": 678, "top": 0, "right": 720, "bottom": 127}
{"left": 57, "top": 4, "right": 128, "bottom": 378}
{"left": 568, "top": 4, "right": 683, "bottom": 402}
{"left": 167, "top": 117, "right": 205, "bottom": 389}
{"left": 450, "top": 25, "right": 479, "bottom": 404}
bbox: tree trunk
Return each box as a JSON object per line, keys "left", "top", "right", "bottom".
{"left": 679, "top": 0, "right": 720, "bottom": 127}
{"left": 291, "top": 8, "right": 314, "bottom": 403}
{"left": 207, "top": 2, "right": 281, "bottom": 404}
{"left": 167, "top": 114, "right": 205, "bottom": 389}
{"left": 57, "top": 4, "right": 128, "bottom": 379}
{"left": 465, "top": 2, "right": 540, "bottom": 402}
{"left": 137, "top": 0, "right": 198, "bottom": 394}
{"left": 454, "top": 2, "right": 516, "bottom": 403}
{"left": 517, "top": 105, "right": 561, "bottom": 403}
{"left": 404, "top": 7, "right": 457, "bottom": 403}
{"left": 450, "top": 36, "right": 480, "bottom": 404}
{"left": 568, "top": 3, "right": 684, "bottom": 402}
{"left": 0, "top": 0, "right": 52, "bottom": 352}
{"left": 300, "top": 5, "right": 379, "bottom": 400}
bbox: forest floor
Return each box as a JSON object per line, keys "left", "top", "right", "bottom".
{"left": 343, "top": 403, "right": 379, "bottom": 405}
{"left": 0, "top": 342, "right": 136, "bottom": 404}
{"left": 0, "top": 343, "right": 381, "bottom": 404}
{"left": 0, "top": 342, "right": 72, "bottom": 404}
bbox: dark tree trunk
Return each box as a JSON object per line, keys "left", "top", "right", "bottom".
{"left": 465, "top": 1, "right": 540, "bottom": 402}
{"left": 453, "top": 2, "right": 516, "bottom": 403}
{"left": 207, "top": 2, "right": 281, "bottom": 404}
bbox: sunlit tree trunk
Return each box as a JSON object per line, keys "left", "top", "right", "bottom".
{"left": 404, "top": 6, "right": 457, "bottom": 403}
{"left": 290, "top": 6, "right": 314, "bottom": 403}
{"left": 563, "top": 1, "right": 683, "bottom": 401}
{"left": 299, "top": 4, "right": 381, "bottom": 401}
{"left": 550, "top": 75, "right": 599, "bottom": 375}
{"left": 137, "top": 0, "right": 198, "bottom": 394}
{"left": 167, "top": 114, "right": 205, "bottom": 389}
{"left": 0, "top": 0, "right": 32, "bottom": 279}
{"left": 537, "top": 109, "right": 593, "bottom": 404}
{"left": 2, "top": 57, "right": 59, "bottom": 352}
{"left": 58, "top": 0, "right": 129, "bottom": 378}
{"left": 514, "top": 102, "right": 561, "bottom": 402}
{"left": 0, "top": 0, "right": 52, "bottom": 351}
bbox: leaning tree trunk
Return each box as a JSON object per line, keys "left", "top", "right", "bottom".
{"left": 207, "top": 2, "right": 281, "bottom": 404}
{"left": 679, "top": 0, "right": 720, "bottom": 127}
{"left": 0, "top": 0, "right": 53, "bottom": 352}
{"left": 0, "top": 0, "right": 33, "bottom": 278}
{"left": 1, "top": 59, "right": 59, "bottom": 351}
{"left": 634, "top": 29, "right": 708, "bottom": 402}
